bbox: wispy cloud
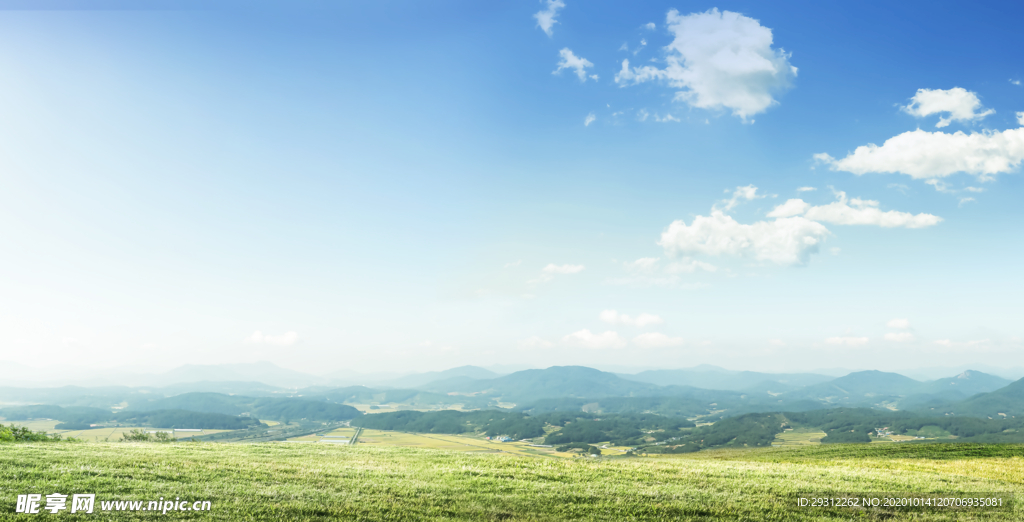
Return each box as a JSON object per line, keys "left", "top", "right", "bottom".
{"left": 534, "top": 0, "right": 565, "bottom": 36}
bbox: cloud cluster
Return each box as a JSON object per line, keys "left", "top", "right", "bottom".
{"left": 614, "top": 8, "right": 797, "bottom": 120}
{"left": 246, "top": 331, "right": 299, "bottom": 346}
{"left": 599, "top": 310, "right": 663, "bottom": 327}
{"left": 534, "top": 0, "right": 565, "bottom": 36}
{"left": 659, "top": 185, "right": 941, "bottom": 266}
{"left": 659, "top": 211, "right": 829, "bottom": 266}
{"left": 902, "top": 87, "right": 994, "bottom": 128}
{"left": 816, "top": 88, "right": 1024, "bottom": 181}
{"left": 768, "top": 191, "right": 942, "bottom": 228}
{"left": 554, "top": 48, "right": 596, "bottom": 82}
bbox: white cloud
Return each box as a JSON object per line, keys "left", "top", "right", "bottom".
{"left": 825, "top": 336, "right": 869, "bottom": 346}
{"left": 637, "top": 109, "right": 650, "bottom": 122}
{"left": 719, "top": 184, "right": 764, "bottom": 211}
{"left": 1018, "top": 112, "right": 1024, "bottom": 126}
{"left": 534, "top": 0, "right": 565, "bottom": 37}
{"left": 563, "top": 329, "right": 627, "bottom": 349}
{"left": 935, "top": 339, "right": 952, "bottom": 346}
{"left": 1012, "top": 79, "right": 1022, "bottom": 86}
{"left": 554, "top": 48, "right": 595, "bottom": 82}
{"left": 600, "top": 310, "right": 664, "bottom": 327}
{"left": 246, "top": 331, "right": 299, "bottom": 346}
{"left": 534, "top": 263, "right": 585, "bottom": 283}
{"left": 884, "top": 332, "right": 915, "bottom": 342}
{"left": 655, "top": 113, "right": 680, "bottom": 122}
{"left": 958, "top": 197, "right": 975, "bottom": 206}
{"left": 584, "top": 112, "right": 596, "bottom": 126}
{"left": 815, "top": 126, "right": 1024, "bottom": 181}
{"left": 659, "top": 210, "right": 829, "bottom": 266}
{"left": 643, "top": 22, "right": 656, "bottom": 30}
{"left": 614, "top": 8, "right": 796, "bottom": 120}
{"left": 887, "top": 318, "right": 910, "bottom": 329}
{"left": 543, "top": 263, "right": 585, "bottom": 274}
{"left": 633, "top": 332, "right": 684, "bottom": 348}
{"left": 766, "top": 198, "right": 811, "bottom": 218}
{"left": 902, "top": 87, "right": 994, "bottom": 128}
{"left": 796, "top": 186, "right": 816, "bottom": 192}
{"left": 800, "top": 191, "right": 942, "bottom": 228}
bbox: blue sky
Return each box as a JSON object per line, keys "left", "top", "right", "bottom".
{"left": 1, "top": 1, "right": 1022, "bottom": 375}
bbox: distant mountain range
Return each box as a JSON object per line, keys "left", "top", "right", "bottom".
{"left": 620, "top": 366, "right": 833, "bottom": 391}
{"left": 2, "top": 362, "right": 1021, "bottom": 423}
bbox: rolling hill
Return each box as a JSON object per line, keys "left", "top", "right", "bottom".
{"left": 623, "top": 366, "right": 832, "bottom": 391}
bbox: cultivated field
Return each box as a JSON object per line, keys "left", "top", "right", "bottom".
{"left": 1, "top": 442, "right": 1021, "bottom": 520}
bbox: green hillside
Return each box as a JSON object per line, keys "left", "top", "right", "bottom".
{"left": 942, "top": 376, "right": 1024, "bottom": 417}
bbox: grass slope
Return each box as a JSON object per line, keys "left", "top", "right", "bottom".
{"left": 2, "top": 443, "right": 1022, "bottom": 520}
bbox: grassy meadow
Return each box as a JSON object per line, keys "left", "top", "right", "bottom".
{"left": 1, "top": 442, "right": 1021, "bottom": 521}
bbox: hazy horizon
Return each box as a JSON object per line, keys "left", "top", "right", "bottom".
{"left": 2, "top": 2, "right": 1022, "bottom": 376}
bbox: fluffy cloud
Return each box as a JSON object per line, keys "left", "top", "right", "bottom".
{"left": 246, "top": 331, "right": 298, "bottom": 346}
{"left": 584, "top": 112, "right": 596, "bottom": 126}
{"left": 766, "top": 198, "right": 811, "bottom": 218}
{"left": 1018, "top": 112, "right": 1024, "bottom": 125}
{"left": 615, "top": 8, "right": 797, "bottom": 120}
{"left": 599, "top": 310, "right": 664, "bottom": 327}
{"left": 884, "top": 332, "right": 915, "bottom": 342}
{"left": 554, "top": 48, "right": 595, "bottom": 82}
{"left": 902, "top": 87, "right": 994, "bottom": 128}
{"left": 887, "top": 318, "right": 910, "bottom": 329}
{"left": 659, "top": 211, "right": 829, "bottom": 266}
{"left": 796, "top": 186, "right": 816, "bottom": 192}
{"left": 825, "top": 336, "right": 869, "bottom": 346}
{"left": 534, "top": 0, "right": 565, "bottom": 36}
{"left": 563, "top": 329, "right": 627, "bottom": 349}
{"left": 815, "top": 126, "right": 1024, "bottom": 181}
{"left": 633, "top": 332, "right": 684, "bottom": 348}
{"left": 767, "top": 191, "right": 942, "bottom": 228}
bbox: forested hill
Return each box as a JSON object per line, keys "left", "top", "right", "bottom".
{"left": 127, "top": 392, "right": 362, "bottom": 422}
{"left": 352, "top": 409, "right": 694, "bottom": 445}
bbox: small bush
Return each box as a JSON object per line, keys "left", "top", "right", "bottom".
{"left": 0, "top": 424, "right": 71, "bottom": 443}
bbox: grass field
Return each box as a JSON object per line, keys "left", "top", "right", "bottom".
{"left": 356, "top": 429, "right": 571, "bottom": 458}
{"left": 773, "top": 427, "right": 826, "bottom": 446}
{"left": 2, "top": 442, "right": 1021, "bottom": 520}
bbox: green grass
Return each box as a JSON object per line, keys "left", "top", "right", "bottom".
{"left": 1, "top": 442, "right": 1022, "bottom": 520}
